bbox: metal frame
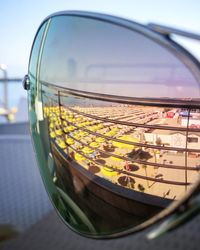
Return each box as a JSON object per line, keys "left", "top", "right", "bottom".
{"left": 148, "top": 23, "right": 200, "bottom": 41}
{"left": 27, "top": 11, "right": 200, "bottom": 239}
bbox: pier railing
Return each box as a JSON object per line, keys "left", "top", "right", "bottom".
{"left": 0, "top": 66, "right": 23, "bottom": 122}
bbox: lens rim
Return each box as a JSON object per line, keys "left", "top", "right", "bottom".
{"left": 28, "top": 11, "right": 200, "bottom": 239}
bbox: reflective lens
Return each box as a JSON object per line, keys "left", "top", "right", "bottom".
{"left": 28, "top": 13, "right": 200, "bottom": 237}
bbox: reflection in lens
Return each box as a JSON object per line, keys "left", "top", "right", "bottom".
{"left": 28, "top": 14, "right": 200, "bottom": 237}
{"left": 31, "top": 83, "right": 199, "bottom": 236}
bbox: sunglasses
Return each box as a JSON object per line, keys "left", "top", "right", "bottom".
{"left": 23, "top": 11, "right": 200, "bottom": 239}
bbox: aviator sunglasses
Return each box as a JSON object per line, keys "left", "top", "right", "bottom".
{"left": 23, "top": 11, "right": 200, "bottom": 239}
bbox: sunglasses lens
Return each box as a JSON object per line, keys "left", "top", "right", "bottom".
{"left": 28, "top": 14, "right": 200, "bottom": 237}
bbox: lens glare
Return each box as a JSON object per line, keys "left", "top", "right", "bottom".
{"left": 28, "top": 14, "right": 200, "bottom": 237}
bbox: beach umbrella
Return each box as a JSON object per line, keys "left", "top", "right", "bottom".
{"left": 75, "top": 117, "right": 82, "bottom": 122}
{"left": 76, "top": 123, "right": 83, "bottom": 128}
{"left": 77, "top": 122, "right": 86, "bottom": 128}
{"left": 75, "top": 153, "right": 86, "bottom": 162}
{"left": 82, "top": 147, "right": 94, "bottom": 154}
{"left": 63, "top": 127, "right": 69, "bottom": 133}
{"left": 95, "top": 137, "right": 105, "bottom": 143}
{"left": 53, "top": 107, "right": 59, "bottom": 112}
{"left": 62, "top": 121, "right": 68, "bottom": 126}
{"left": 50, "top": 131, "right": 56, "bottom": 138}
{"left": 110, "top": 127, "right": 119, "bottom": 133}
{"left": 97, "top": 124, "right": 104, "bottom": 129}
{"left": 49, "top": 123, "right": 54, "bottom": 129}
{"left": 111, "top": 156, "right": 122, "bottom": 162}
{"left": 55, "top": 120, "right": 62, "bottom": 126}
{"left": 66, "top": 138, "right": 74, "bottom": 145}
{"left": 101, "top": 166, "right": 119, "bottom": 177}
{"left": 73, "top": 134, "right": 82, "bottom": 140}
{"left": 68, "top": 126, "right": 76, "bottom": 131}
{"left": 85, "top": 121, "right": 91, "bottom": 126}
{"left": 104, "top": 131, "right": 117, "bottom": 137}
{"left": 89, "top": 142, "right": 99, "bottom": 148}
{"left": 55, "top": 129, "right": 63, "bottom": 136}
{"left": 79, "top": 131, "right": 88, "bottom": 137}
{"left": 89, "top": 126, "right": 99, "bottom": 132}
{"left": 57, "top": 140, "right": 67, "bottom": 149}
{"left": 72, "top": 118, "right": 77, "bottom": 123}
{"left": 113, "top": 135, "right": 139, "bottom": 149}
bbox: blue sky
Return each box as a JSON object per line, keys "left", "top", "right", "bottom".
{"left": 1, "top": 0, "right": 200, "bottom": 77}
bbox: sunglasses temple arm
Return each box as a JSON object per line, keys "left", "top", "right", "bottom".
{"left": 147, "top": 193, "right": 200, "bottom": 239}
{"left": 148, "top": 23, "right": 200, "bottom": 41}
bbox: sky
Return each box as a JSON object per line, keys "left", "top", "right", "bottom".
{"left": 1, "top": 0, "right": 200, "bottom": 78}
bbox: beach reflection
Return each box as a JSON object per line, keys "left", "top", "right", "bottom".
{"left": 42, "top": 85, "right": 200, "bottom": 208}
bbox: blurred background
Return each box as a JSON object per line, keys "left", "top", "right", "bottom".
{"left": 0, "top": 0, "right": 200, "bottom": 249}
